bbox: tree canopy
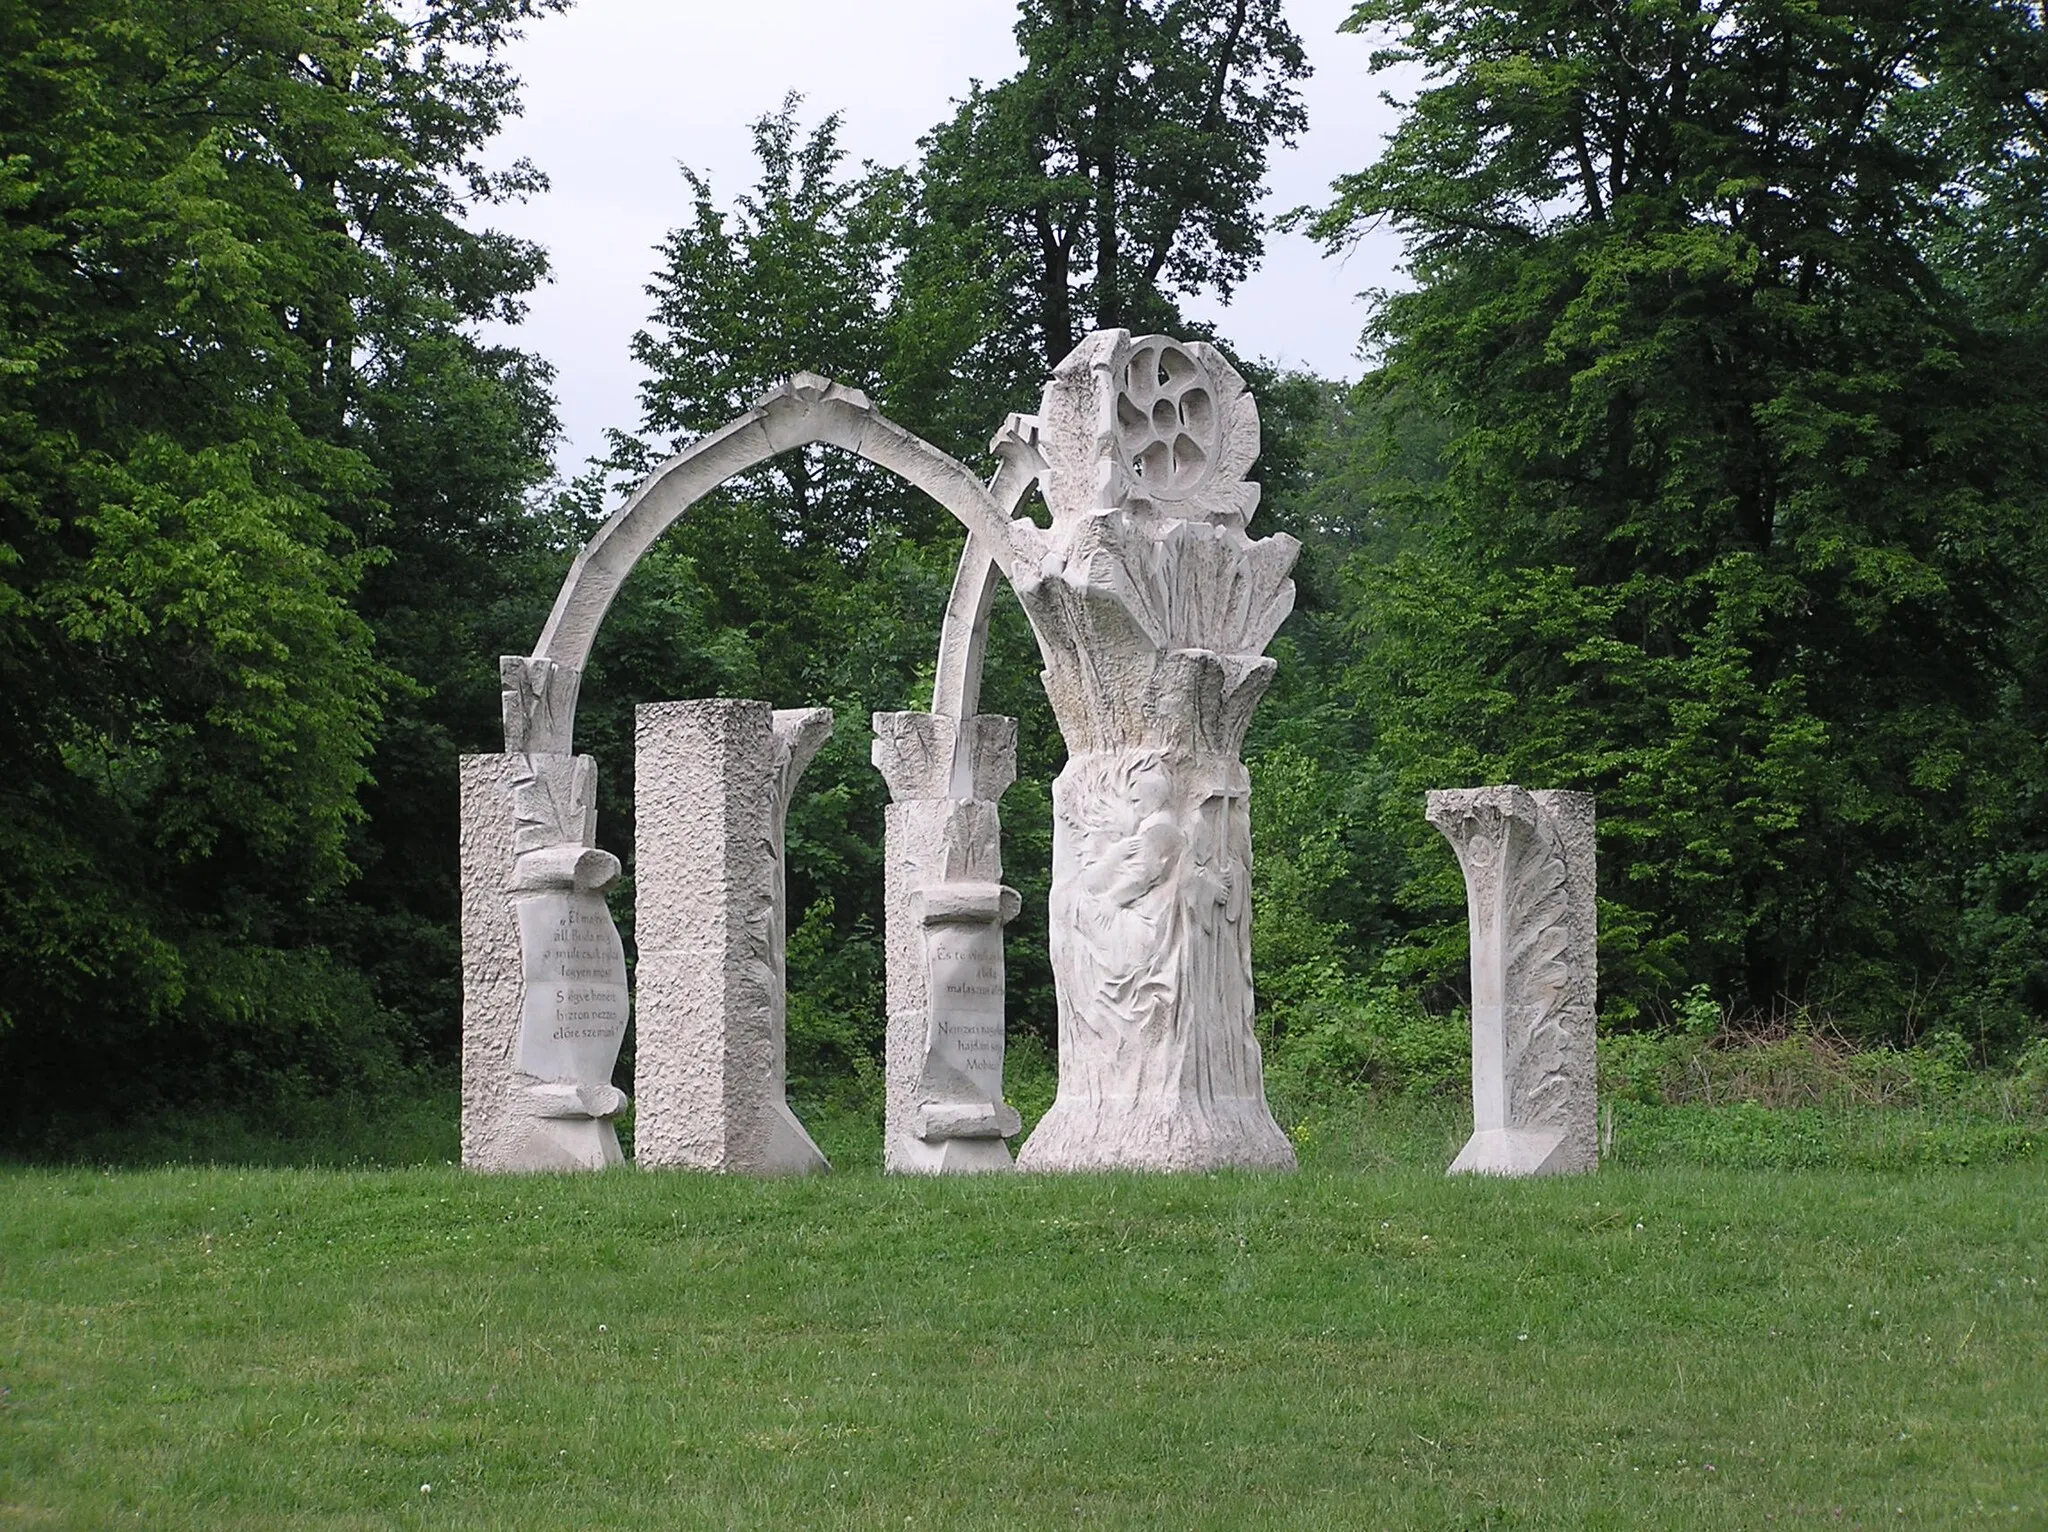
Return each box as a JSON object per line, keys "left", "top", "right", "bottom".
{"left": 0, "top": 0, "right": 566, "bottom": 1129}
{"left": 1294, "top": 0, "right": 2048, "bottom": 1039}
{"left": 2, "top": 0, "right": 2043, "bottom": 1146}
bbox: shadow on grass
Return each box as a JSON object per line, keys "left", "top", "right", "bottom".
{"left": 2, "top": 1085, "right": 462, "bottom": 1171}
{"left": 10, "top": 1074, "right": 2038, "bottom": 1177}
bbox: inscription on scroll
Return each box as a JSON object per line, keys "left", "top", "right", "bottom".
{"left": 516, "top": 891, "right": 628, "bottom": 1083}
{"left": 926, "top": 923, "right": 1005, "bottom": 1101}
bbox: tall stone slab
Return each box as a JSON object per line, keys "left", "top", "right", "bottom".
{"left": 1426, "top": 786, "right": 1598, "bottom": 1177}
{"left": 633, "top": 699, "right": 834, "bottom": 1174}
{"left": 459, "top": 749, "right": 630, "bottom": 1172}
{"left": 1008, "top": 332, "right": 1298, "bottom": 1172}
{"left": 872, "top": 711, "right": 1024, "bottom": 1174}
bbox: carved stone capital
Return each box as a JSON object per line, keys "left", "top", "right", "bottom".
{"left": 501, "top": 656, "right": 582, "bottom": 755}
{"left": 988, "top": 411, "right": 1046, "bottom": 480}
{"left": 1005, "top": 332, "right": 1297, "bottom": 1173}
{"left": 870, "top": 712, "right": 1018, "bottom": 804}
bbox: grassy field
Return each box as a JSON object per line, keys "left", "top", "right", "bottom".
{"left": 3, "top": 1118, "right": 2044, "bottom": 1529}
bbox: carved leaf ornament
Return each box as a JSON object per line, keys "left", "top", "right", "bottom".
{"left": 1433, "top": 790, "right": 1576, "bottom": 1130}
{"left": 1502, "top": 816, "right": 1573, "bottom": 1124}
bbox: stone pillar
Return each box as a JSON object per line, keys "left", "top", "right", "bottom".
{"left": 1426, "top": 786, "right": 1598, "bottom": 1176}
{"left": 1007, "top": 332, "right": 1298, "bottom": 1172}
{"left": 459, "top": 750, "right": 630, "bottom": 1172}
{"left": 872, "top": 711, "right": 1023, "bottom": 1174}
{"left": 632, "top": 699, "right": 834, "bottom": 1174}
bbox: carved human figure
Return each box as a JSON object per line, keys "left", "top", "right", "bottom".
{"left": 1426, "top": 786, "right": 1598, "bottom": 1176}
{"left": 1009, "top": 332, "right": 1298, "bottom": 1172}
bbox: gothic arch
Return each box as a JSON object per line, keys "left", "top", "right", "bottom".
{"left": 500, "top": 374, "right": 1041, "bottom": 757}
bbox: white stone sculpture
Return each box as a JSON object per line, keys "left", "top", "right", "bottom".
{"left": 1003, "top": 332, "right": 1299, "bottom": 1172}
{"left": 872, "top": 711, "right": 1024, "bottom": 1173}
{"left": 464, "top": 344, "right": 1304, "bottom": 1175}
{"left": 465, "top": 375, "right": 1017, "bottom": 1173}
{"left": 459, "top": 747, "right": 630, "bottom": 1171}
{"left": 632, "top": 699, "right": 834, "bottom": 1174}
{"left": 1426, "top": 786, "right": 1598, "bottom": 1176}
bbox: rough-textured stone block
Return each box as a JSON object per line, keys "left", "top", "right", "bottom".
{"left": 633, "top": 699, "right": 832, "bottom": 1174}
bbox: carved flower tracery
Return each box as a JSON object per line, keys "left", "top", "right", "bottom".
{"left": 1115, "top": 338, "right": 1218, "bottom": 499}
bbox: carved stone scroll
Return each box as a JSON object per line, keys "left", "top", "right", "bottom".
{"left": 872, "top": 711, "right": 1022, "bottom": 1174}
{"left": 1426, "top": 786, "right": 1598, "bottom": 1176}
{"left": 1007, "top": 332, "right": 1297, "bottom": 1173}
{"left": 460, "top": 751, "right": 629, "bottom": 1172}
{"left": 632, "top": 699, "right": 833, "bottom": 1174}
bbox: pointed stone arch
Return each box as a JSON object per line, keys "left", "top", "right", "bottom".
{"left": 467, "top": 373, "right": 1041, "bottom": 1175}
{"left": 498, "top": 374, "right": 1032, "bottom": 758}
{"left": 463, "top": 330, "right": 1309, "bottom": 1178}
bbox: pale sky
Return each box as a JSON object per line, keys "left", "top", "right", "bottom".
{"left": 479, "top": 0, "right": 1410, "bottom": 472}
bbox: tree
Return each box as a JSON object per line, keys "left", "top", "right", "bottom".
{"left": 619, "top": 99, "right": 918, "bottom": 557}
{"left": 0, "top": 0, "right": 566, "bottom": 1132}
{"left": 909, "top": 0, "right": 1311, "bottom": 377}
{"left": 1301, "top": 0, "right": 2048, "bottom": 1041}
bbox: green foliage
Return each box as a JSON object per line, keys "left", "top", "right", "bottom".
{"left": 0, "top": 0, "right": 564, "bottom": 1133}
{"left": 909, "top": 0, "right": 1309, "bottom": 377}
{"left": 1295, "top": 0, "right": 2048, "bottom": 1042}
{"left": 12, "top": 0, "right": 2044, "bottom": 1142}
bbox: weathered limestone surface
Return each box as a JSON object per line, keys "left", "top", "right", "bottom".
{"left": 1007, "top": 332, "right": 1298, "bottom": 1173}
{"left": 872, "top": 711, "right": 1023, "bottom": 1174}
{"left": 1426, "top": 786, "right": 1598, "bottom": 1177}
{"left": 633, "top": 699, "right": 833, "bottom": 1174}
{"left": 460, "top": 750, "right": 629, "bottom": 1172}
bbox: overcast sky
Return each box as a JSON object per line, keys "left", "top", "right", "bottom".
{"left": 479, "top": 0, "right": 1411, "bottom": 471}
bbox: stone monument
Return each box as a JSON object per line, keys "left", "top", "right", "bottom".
{"left": 461, "top": 345, "right": 1304, "bottom": 1174}
{"left": 1005, "top": 332, "right": 1299, "bottom": 1172}
{"left": 633, "top": 699, "right": 834, "bottom": 1174}
{"left": 1425, "top": 786, "right": 1598, "bottom": 1176}
{"left": 872, "top": 711, "right": 1024, "bottom": 1173}
{"left": 459, "top": 735, "right": 630, "bottom": 1171}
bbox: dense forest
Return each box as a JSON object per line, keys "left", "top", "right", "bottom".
{"left": 3, "top": 0, "right": 2044, "bottom": 1145}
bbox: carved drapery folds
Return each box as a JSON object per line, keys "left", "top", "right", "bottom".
{"left": 873, "top": 711, "right": 1023, "bottom": 1174}
{"left": 1008, "top": 332, "right": 1298, "bottom": 1172}
{"left": 1426, "top": 786, "right": 1598, "bottom": 1176}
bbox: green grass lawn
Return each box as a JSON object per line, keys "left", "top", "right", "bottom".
{"left": 3, "top": 1133, "right": 2044, "bottom": 1529}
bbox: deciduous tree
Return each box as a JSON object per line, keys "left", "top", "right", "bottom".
{"left": 1302, "top": 0, "right": 2048, "bottom": 1040}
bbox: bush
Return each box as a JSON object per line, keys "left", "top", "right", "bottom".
{"left": 1265, "top": 978, "right": 1467, "bottom": 1101}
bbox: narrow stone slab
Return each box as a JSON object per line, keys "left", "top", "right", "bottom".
{"left": 460, "top": 751, "right": 628, "bottom": 1172}
{"left": 633, "top": 699, "right": 832, "bottom": 1174}
{"left": 873, "top": 711, "right": 1022, "bottom": 1175}
{"left": 1426, "top": 786, "right": 1598, "bottom": 1177}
